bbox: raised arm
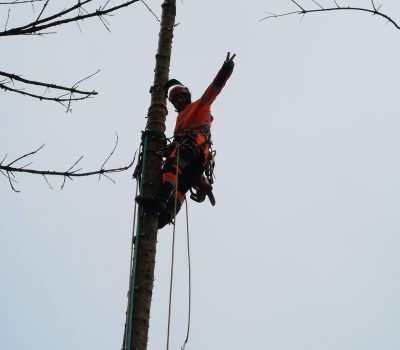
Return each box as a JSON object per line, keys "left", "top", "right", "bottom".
{"left": 200, "top": 52, "right": 236, "bottom": 105}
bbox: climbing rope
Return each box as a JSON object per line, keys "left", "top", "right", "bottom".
{"left": 165, "top": 146, "right": 193, "bottom": 350}
{"left": 124, "top": 133, "right": 194, "bottom": 350}
{"left": 166, "top": 147, "right": 180, "bottom": 350}
{"left": 181, "top": 199, "right": 192, "bottom": 350}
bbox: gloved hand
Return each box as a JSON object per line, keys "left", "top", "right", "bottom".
{"left": 224, "top": 52, "right": 236, "bottom": 67}
{"left": 161, "top": 141, "right": 177, "bottom": 158}
{"left": 214, "top": 51, "right": 236, "bottom": 87}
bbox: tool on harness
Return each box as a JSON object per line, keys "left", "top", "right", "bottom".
{"left": 205, "top": 149, "right": 216, "bottom": 185}
{"left": 189, "top": 175, "right": 216, "bottom": 206}
{"left": 189, "top": 147, "right": 216, "bottom": 206}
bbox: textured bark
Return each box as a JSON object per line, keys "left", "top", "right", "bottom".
{"left": 129, "top": 1, "right": 176, "bottom": 349}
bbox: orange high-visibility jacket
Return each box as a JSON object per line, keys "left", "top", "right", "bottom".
{"left": 173, "top": 62, "right": 234, "bottom": 138}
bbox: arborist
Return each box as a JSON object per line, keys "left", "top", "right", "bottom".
{"left": 137, "top": 52, "right": 235, "bottom": 228}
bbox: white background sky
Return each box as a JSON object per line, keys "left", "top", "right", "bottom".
{"left": 2, "top": 0, "right": 400, "bottom": 349}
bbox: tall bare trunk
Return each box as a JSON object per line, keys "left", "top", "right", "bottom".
{"left": 127, "top": 1, "right": 176, "bottom": 349}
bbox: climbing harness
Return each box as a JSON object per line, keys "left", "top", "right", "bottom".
{"left": 171, "top": 129, "right": 217, "bottom": 207}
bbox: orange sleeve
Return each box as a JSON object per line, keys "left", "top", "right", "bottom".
{"left": 199, "top": 62, "right": 234, "bottom": 106}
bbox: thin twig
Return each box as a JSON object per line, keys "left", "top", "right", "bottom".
{"left": 292, "top": 0, "right": 305, "bottom": 12}
{"left": 99, "top": 132, "right": 119, "bottom": 180}
{"left": 42, "top": 174, "right": 53, "bottom": 190}
{"left": 5, "top": 9, "right": 10, "bottom": 30}
{"left": 66, "top": 156, "right": 84, "bottom": 173}
{"left": 312, "top": 0, "right": 323, "bottom": 10}
{"left": 101, "top": 172, "right": 116, "bottom": 184}
{"left": 8, "top": 143, "right": 45, "bottom": 167}
{"left": 140, "top": 0, "right": 160, "bottom": 23}
{"left": 7, "top": 171, "right": 19, "bottom": 192}
{"left": 97, "top": 14, "right": 111, "bottom": 32}
{"left": 36, "top": 0, "right": 49, "bottom": 22}
{"left": 0, "top": 153, "right": 8, "bottom": 165}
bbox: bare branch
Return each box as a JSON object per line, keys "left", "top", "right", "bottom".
{"left": 0, "top": 143, "right": 136, "bottom": 192}
{"left": 0, "top": 82, "right": 96, "bottom": 109}
{"left": 0, "top": 0, "right": 140, "bottom": 36}
{"left": 0, "top": 70, "right": 98, "bottom": 95}
{"left": 260, "top": 1, "right": 400, "bottom": 30}
{"left": 0, "top": 0, "right": 46, "bottom": 4}
{"left": 0, "top": 69, "right": 98, "bottom": 108}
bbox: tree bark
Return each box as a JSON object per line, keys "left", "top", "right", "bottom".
{"left": 127, "top": 1, "right": 176, "bottom": 349}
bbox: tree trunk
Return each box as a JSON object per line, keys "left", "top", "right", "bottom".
{"left": 126, "top": 1, "right": 176, "bottom": 349}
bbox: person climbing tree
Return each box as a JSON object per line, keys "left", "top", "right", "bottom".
{"left": 137, "top": 52, "right": 235, "bottom": 228}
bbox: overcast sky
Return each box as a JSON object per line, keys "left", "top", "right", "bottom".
{"left": 2, "top": 0, "right": 400, "bottom": 349}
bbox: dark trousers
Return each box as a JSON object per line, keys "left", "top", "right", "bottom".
{"left": 157, "top": 137, "right": 205, "bottom": 216}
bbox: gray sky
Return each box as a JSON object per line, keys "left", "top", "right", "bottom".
{"left": 2, "top": 0, "right": 400, "bottom": 349}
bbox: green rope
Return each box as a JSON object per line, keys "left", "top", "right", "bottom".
{"left": 123, "top": 178, "right": 139, "bottom": 350}
{"left": 126, "top": 132, "right": 148, "bottom": 350}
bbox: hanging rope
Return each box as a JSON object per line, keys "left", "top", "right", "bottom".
{"left": 124, "top": 135, "right": 193, "bottom": 350}
{"left": 180, "top": 199, "right": 192, "bottom": 350}
{"left": 166, "top": 147, "right": 180, "bottom": 350}
{"left": 165, "top": 146, "right": 193, "bottom": 350}
{"left": 121, "top": 141, "right": 142, "bottom": 350}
